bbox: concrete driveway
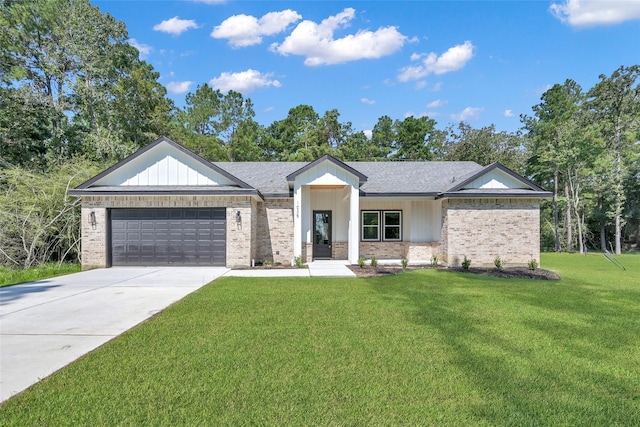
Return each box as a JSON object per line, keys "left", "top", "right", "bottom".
{"left": 0, "top": 267, "right": 228, "bottom": 402}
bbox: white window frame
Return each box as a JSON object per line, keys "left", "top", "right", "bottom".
{"left": 361, "top": 211, "right": 380, "bottom": 241}
{"left": 361, "top": 210, "right": 403, "bottom": 242}
{"left": 382, "top": 210, "right": 402, "bottom": 242}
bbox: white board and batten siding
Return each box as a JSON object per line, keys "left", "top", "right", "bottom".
{"left": 93, "top": 143, "right": 236, "bottom": 187}
{"left": 467, "top": 169, "right": 524, "bottom": 189}
{"left": 360, "top": 199, "right": 442, "bottom": 242}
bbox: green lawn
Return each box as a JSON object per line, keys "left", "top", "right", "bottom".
{"left": 0, "top": 263, "right": 81, "bottom": 287}
{"left": 1, "top": 254, "right": 639, "bottom": 425}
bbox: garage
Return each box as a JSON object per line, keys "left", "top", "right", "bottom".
{"left": 110, "top": 208, "right": 226, "bottom": 266}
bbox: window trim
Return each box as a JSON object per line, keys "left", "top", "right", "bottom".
{"left": 361, "top": 211, "right": 380, "bottom": 241}
{"left": 383, "top": 210, "right": 403, "bottom": 242}
{"left": 360, "top": 210, "right": 403, "bottom": 242}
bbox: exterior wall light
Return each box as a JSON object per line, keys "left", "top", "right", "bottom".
{"left": 236, "top": 210, "right": 242, "bottom": 223}
{"left": 89, "top": 211, "right": 97, "bottom": 228}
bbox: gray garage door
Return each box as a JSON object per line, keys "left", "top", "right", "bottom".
{"left": 110, "top": 208, "right": 226, "bottom": 266}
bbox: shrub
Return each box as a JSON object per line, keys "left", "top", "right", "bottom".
{"left": 430, "top": 255, "right": 438, "bottom": 267}
{"left": 494, "top": 256, "right": 505, "bottom": 270}
{"left": 294, "top": 256, "right": 304, "bottom": 268}
{"left": 401, "top": 258, "right": 409, "bottom": 268}
{"left": 370, "top": 255, "right": 378, "bottom": 267}
{"left": 358, "top": 257, "right": 365, "bottom": 268}
{"left": 528, "top": 258, "right": 538, "bottom": 271}
{"left": 461, "top": 256, "right": 471, "bottom": 269}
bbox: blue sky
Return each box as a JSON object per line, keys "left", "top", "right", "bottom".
{"left": 94, "top": 0, "right": 640, "bottom": 135}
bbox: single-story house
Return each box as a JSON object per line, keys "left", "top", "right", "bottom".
{"left": 70, "top": 136, "right": 551, "bottom": 269}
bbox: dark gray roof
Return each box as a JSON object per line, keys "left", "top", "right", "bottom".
{"left": 214, "top": 160, "right": 484, "bottom": 196}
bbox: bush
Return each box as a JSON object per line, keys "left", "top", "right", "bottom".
{"left": 401, "top": 258, "right": 409, "bottom": 268}
{"left": 294, "top": 256, "right": 305, "bottom": 268}
{"left": 430, "top": 255, "right": 438, "bottom": 267}
{"left": 461, "top": 256, "right": 471, "bottom": 269}
{"left": 370, "top": 255, "right": 378, "bottom": 267}
{"left": 358, "top": 257, "right": 365, "bottom": 268}
{"left": 494, "top": 256, "right": 505, "bottom": 270}
{"left": 528, "top": 258, "right": 538, "bottom": 270}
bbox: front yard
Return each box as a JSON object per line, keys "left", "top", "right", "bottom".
{"left": 1, "top": 254, "right": 639, "bottom": 425}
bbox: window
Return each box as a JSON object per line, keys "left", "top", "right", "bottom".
{"left": 383, "top": 211, "right": 402, "bottom": 241}
{"left": 361, "top": 210, "right": 402, "bottom": 241}
{"left": 362, "top": 211, "right": 380, "bottom": 241}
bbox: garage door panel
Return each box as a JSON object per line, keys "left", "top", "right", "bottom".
{"left": 111, "top": 208, "right": 226, "bottom": 266}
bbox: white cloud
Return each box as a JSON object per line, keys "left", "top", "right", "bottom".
{"left": 398, "top": 41, "right": 475, "bottom": 82}
{"left": 427, "top": 99, "right": 447, "bottom": 108}
{"left": 450, "top": 107, "right": 484, "bottom": 122}
{"left": 431, "top": 82, "right": 443, "bottom": 92}
{"left": 361, "top": 98, "right": 376, "bottom": 105}
{"left": 128, "top": 38, "right": 151, "bottom": 58}
{"left": 166, "top": 81, "right": 193, "bottom": 94}
{"left": 504, "top": 109, "right": 515, "bottom": 117}
{"left": 153, "top": 16, "right": 199, "bottom": 35}
{"left": 414, "top": 81, "right": 427, "bottom": 90}
{"left": 271, "top": 8, "right": 407, "bottom": 66}
{"left": 363, "top": 130, "right": 373, "bottom": 139}
{"left": 209, "top": 69, "right": 281, "bottom": 93}
{"left": 550, "top": 0, "right": 640, "bottom": 27}
{"left": 212, "top": 10, "right": 301, "bottom": 47}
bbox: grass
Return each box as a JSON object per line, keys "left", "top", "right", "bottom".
{"left": 0, "top": 263, "right": 80, "bottom": 287}
{"left": 1, "top": 253, "right": 639, "bottom": 425}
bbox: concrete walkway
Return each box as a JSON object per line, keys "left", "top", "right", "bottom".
{"left": 224, "top": 260, "right": 355, "bottom": 278}
{"left": 0, "top": 267, "right": 228, "bottom": 403}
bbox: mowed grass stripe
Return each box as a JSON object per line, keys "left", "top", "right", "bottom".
{"left": 1, "top": 254, "right": 639, "bottom": 426}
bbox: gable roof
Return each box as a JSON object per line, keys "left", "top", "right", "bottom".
{"left": 285, "top": 154, "right": 368, "bottom": 185}
{"left": 70, "top": 137, "right": 257, "bottom": 196}
{"left": 440, "top": 162, "right": 551, "bottom": 198}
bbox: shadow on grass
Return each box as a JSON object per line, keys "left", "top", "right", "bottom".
{"left": 369, "top": 270, "right": 640, "bottom": 425}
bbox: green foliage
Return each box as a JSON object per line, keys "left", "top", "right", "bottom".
{"left": 431, "top": 255, "right": 439, "bottom": 267}
{"left": 528, "top": 258, "right": 538, "bottom": 271}
{"left": 358, "top": 256, "right": 365, "bottom": 268}
{"left": 0, "top": 160, "right": 100, "bottom": 268}
{"left": 0, "top": 262, "right": 80, "bottom": 287}
{"left": 294, "top": 256, "right": 305, "bottom": 268}
{"left": 401, "top": 257, "right": 409, "bottom": 268}
{"left": 494, "top": 256, "right": 505, "bottom": 270}
{"left": 461, "top": 255, "right": 471, "bottom": 269}
{"left": 370, "top": 255, "right": 378, "bottom": 267}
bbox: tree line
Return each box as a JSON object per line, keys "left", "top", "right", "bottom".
{"left": 1, "top": 0, "right": 638, "bottom": 268}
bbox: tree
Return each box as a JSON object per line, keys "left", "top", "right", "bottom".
{"left": 370, "top": 115, "right": 395, "bottom": 160}
{"left": 586, "top": 65, "right": 640, "bottom": 254}
{"left": 392, "top": 116, "right": 440, "bottom": 160}
{"left": 0, "top": 160, "right": 99, "bottom": 268}
{"left": 523, "top": 79, "right": 585, "bottom": 251}
{"left": 1, "top": 0, "right": 172, "bottom": 165}
{"left": 444, "top": 122, "right": 527, "bottom": 172}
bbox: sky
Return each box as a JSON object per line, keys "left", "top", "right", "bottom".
{"left": 94, "top": 0, "right": 640, "bottom": 136}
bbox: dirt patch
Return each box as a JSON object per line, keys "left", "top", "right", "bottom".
{"left": 348, "top": 265, "right": 560, "bottom": 280}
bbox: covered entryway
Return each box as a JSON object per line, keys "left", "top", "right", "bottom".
{"left": 313, "top": 210, "right": 332, "bottom": 259}
{"left": 110, "top": 208, "right": 226, "bottom": 266}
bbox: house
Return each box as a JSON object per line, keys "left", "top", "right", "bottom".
{"left": 69, "top": 136, "right": 551, "bottom": 269}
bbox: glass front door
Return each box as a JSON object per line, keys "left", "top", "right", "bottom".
{"left": 313, "top": 211, "right": 332, "bottom": 259}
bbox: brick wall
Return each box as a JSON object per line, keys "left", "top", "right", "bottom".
{"left": 79, "top": 195, "right": 257, "bottom": 269}
{"left": 256, "top": 199, "right": 294, "bottom": 265}
{"left": 442, "top": 198, "right": 540, "bottom": 267}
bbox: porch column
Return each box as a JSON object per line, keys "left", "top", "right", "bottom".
{"left": 348, "top": 184, "right": 360, "bottom": 264}
{"left": 293, "top": 183, "right": 302, "bottom": 260}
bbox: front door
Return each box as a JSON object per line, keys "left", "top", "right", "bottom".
{"left": 313, "top": 210, "right": 332, "bottom": 259}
